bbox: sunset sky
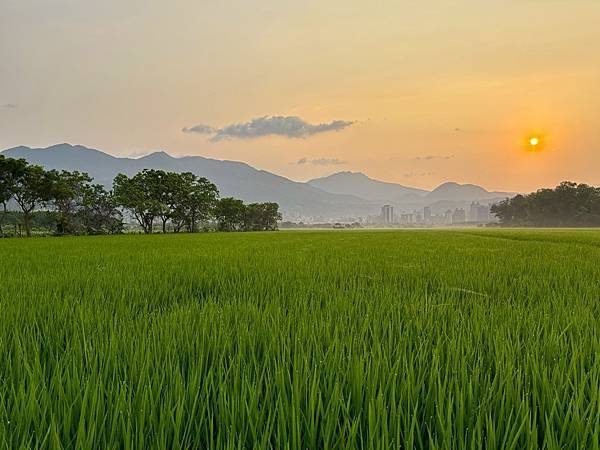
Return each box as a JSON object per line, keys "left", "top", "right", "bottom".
{"left": 1, "top": 0, "right": 599, "bottom": 192}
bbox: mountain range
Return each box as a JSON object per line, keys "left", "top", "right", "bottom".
{"left": 1, "top": 144, "right": 514, "bottom": 219}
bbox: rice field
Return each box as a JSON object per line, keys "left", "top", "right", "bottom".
{"left": 0, "top": 230, "right": 599, "bottom": 449}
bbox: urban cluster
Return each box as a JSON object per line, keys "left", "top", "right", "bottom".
{"left": 378, "top": 202, "right": 494, "bottom": 227}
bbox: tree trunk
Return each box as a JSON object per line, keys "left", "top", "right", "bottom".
{"left": 23, "top": 212, "right": 32, "bottom": 237}
{"left": 0, "top": 202, "right": 5, "bottom": 237}
{"left": 162, "top": 218, "right": 167, "bottom": 234}
{"left": 146, "top": 217, "right": 153, "bottom": 234}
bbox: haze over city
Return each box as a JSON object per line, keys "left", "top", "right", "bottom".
{"left": 2, "top": 0, "right": 600, "bottom": 192}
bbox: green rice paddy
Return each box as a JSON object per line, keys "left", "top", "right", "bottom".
{"left": 0, "top": 230, "right": 599, "bottom": 449}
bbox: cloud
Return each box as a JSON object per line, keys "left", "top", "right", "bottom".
{"left": 182, "top": 124, "right": 215, "bottom": 134}
{"left": 183, "top": 116, "right": 354, "bottom": 141}
{"left": 297, "top": 157, "right": 347, "bottom": 166}
{"left": 415, "top": 154, "right": 454, "bottom": 161}
{"left": 2, "top": 104, "right": 17, "bottom": 109}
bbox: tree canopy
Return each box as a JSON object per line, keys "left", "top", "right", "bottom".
{"left": 0, "top": 156, "right": 281, "bottom": 237}
{"left": 491, "top": 181, "right": 600, "bottom": 227}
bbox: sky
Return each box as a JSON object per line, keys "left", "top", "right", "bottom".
{"left": 1, "top": 0, "right": 599, "bottom": 192}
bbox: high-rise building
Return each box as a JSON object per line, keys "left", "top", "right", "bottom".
{"left": 469, "top": 201, "right": 491, "bottom": 222}
{"left": 381, "top": 205, "right": 394, "bottom": 224}
{"left": 423, "top": 206, "right": 432, "bottom": 223}
{"left": 444, "top": 209, "right": 453, "bottom": 225}
{"left": 399, "top": 213, "right": 416, "bottom": 225}
{"left": 452, "top": 208, "right": 466, "bottom": 224}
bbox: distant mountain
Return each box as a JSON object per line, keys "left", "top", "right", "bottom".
{"left": 1, "top": 144, "right": 515, "bottom": 219}
{"left": 308, "top": 171, "right": 427, "bottom": 202}
{"left": 425, "top": 182, "right": 513, "bottom": 202}
{"left": 1, "top": 144, "right": 377, "bottom": 218}
{"left": 309, "top": 172, "right": 513, "bottom": 206}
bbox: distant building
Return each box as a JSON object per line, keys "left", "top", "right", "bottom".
{"left": 452, "top": 208, "right": 467, "bottom": 224}
{"left": 381, "top": 205, "right": 394, "bottom": 224}
{"left": 423, "top": 206, "right": 432, "bottom": 223}
{"left": 469, "top": 201, "right": 490, "bottom": 222}
{"left": 399, "top": 213, "right": 416, "bottom": 225}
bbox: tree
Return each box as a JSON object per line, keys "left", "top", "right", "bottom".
{"left": 78, "top": 184, "right": 123, "bottom": 234}
{"left": 145, "top": 170, "right": 171, "bottom": 234}
{"left": 215, "top": 197, "right": 246, "bottom": 231}
{"left": 49, "top": 170, "right": 94, "bottom": 234}
{"left": 181, "top": 174, "right": 219, "bottom": 232}
{"left": 243, "top": 202, "right": 282, "bottom": 231}
{"left": 0, "top": 155, "right": 21, "bottom": 237}
{"left": 113, "top": 171, "right": 164, "bottom": 234}
{"left": 166, "top": 173, "right": 190, "bottom": 233}
{"left": 10, "top": 162, "right": 54, "bottom": 237}
{"left": 491, "top": 181, "right": 600, "bottom": 227}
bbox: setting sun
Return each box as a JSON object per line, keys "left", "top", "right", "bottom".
{"left": 525, "top": 134, "right": 545, "bottom": 152}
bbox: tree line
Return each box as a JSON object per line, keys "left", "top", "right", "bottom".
{"left": 0, "top": 155, "right": 281, "bottom": 237}
{"left": 491, "top": 181, "right": 600, "bottom": 227}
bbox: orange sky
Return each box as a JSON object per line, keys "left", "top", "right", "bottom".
{"left": 1, "top": 0, "right": 599, "bottom": 192}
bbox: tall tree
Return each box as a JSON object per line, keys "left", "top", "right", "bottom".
{"left": 243, "top": 203, "right": 281, "bottom": 231}
{"left": 145, "top": 170, "right": 171, "bottom": 234}
{"left": 166, "top": 172, "right": 191, "bottom": 233}
{"left": 182, "top": 174, "right": 219, "bottom": 232}
{"left": 78, "top": 184, "right": 123, "bottom": 234}
{"left": 215, "top": 197, "right": 246, "bottom": 232}
{"left": 0, "top": 155, "right": 21, "bottom": 237}
{"left": 10, "top": 162, "right": 54, "bottom": 237}
{"left": 491, "top": 181, "right": 600, "bottom": 227}
{"left": 113, "top": 170, "right": 164, "bottom": 234}
{"left": 49, "top": 170, "right": 94, "bottom": 234}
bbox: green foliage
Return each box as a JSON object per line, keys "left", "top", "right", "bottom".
{"left": 78, "top": 184, "right": 123, "bottom": 235}
{"left": 216, "top": 198, "right": 282, "bottom": 232}
{"left": 1, "top": 157, "right": 281, "bottom": 238}
{"left": 1, "top": 158, "right": 53, "bottom": 236}
{"left": 244, "top": 202, "right": 282, "bottom": 231}
{"left": 215, "top": 197, "right": 246, "bottom": 231}
{"left": 0, "top": 230, "right": 598, "bottom": 448}
{"left": 113, "top": 170, "right": 164, "bottom": 234}
{"left": 1, "top": 157, "right": 123, "bottom": 237}
{"left": 491, "top": 181, "right": 600, "bottom": 226}
{"left": 48, "top": 170, "right": 94, "bottom": 234}
{"left": 113, "top": 170, "right": 221, "bottom": 234}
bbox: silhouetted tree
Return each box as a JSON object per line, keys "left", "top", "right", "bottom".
{"left": 491, "top": 181, "right": 600, "bottom": 227}
{"left": 215, "top": 197, "right": 246, "bottom": 231}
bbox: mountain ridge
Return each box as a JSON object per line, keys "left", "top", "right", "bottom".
{"left": 2, "top": 144, "right": 376, "bottom": 218}
{"left": 2, "top": 144, "right": 515, "bottom": 218}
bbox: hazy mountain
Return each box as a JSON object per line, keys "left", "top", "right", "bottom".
{"left": 307, "top": 171, "right": 427, "bottom": 202}
{"left": 425, "top": 182, "right": 513, "bottom": 202}
{"left": 309, "top": 172, "right": 513, "bottom": 206}
{"left": 2, "top": 144, "right": 514, "bottom": 219}
{"left": 1, "top": 144, "right": 377, "bottom": 218}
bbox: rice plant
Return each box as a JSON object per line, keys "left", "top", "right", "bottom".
{"left": 0, "top": 230, "right": 598, "bottom": 449}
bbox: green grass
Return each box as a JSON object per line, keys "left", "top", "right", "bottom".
{"left": 0, "top": 230, "right": 599, "bottom": 449}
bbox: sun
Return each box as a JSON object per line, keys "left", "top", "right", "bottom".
{"left": 524, "top": 134, "right": 545, "bottom": 152}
